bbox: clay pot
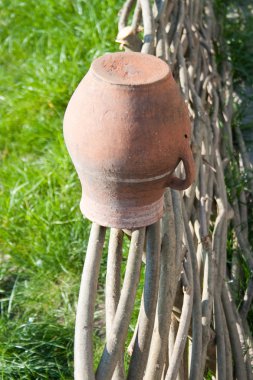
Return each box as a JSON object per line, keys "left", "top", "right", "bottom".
{"left": 63, "top": 52, "right": 195, "bottom": 228}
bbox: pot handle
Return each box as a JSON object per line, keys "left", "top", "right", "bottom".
{"left": 166, "top": 148, "right": 195, "bottom": 190}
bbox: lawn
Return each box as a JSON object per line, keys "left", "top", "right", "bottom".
{"left": 0, "top": 0, "right": 123, "bottom": 378}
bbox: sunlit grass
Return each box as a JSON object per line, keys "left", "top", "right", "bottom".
{"left": 0, "top": 0, "right": 123, "bottom": 378}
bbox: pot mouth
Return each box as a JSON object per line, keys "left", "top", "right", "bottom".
{"left": 90, "top": 52, "right": 171, "bottom": 87}
{"left": 80, "top": 194, "right": 164, "bottom": 228}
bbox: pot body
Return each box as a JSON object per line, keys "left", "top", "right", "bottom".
{"left": 63, "top": 52, "right": 195, "bottom": 228}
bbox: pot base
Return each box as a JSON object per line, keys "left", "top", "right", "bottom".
{"left": 80, "top": 195, "right": 164, "bottom": 229}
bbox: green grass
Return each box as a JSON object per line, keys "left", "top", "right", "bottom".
{"left": 0, "top": 0, "right": 123, "bottom": 378}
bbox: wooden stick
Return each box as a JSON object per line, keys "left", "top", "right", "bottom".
{"left": 240, "top": 277, "right": 253, "bottom": 322}
{"left": 128, "top": 222, "right": 161, "bottom": 379}
{"left": 132, "top": 0, "right": 142, "bottom": 32}
{"left": 140, "top": 0, "right": 155, "bottom": 54}
{"left": 118, "top": 0, "right": 136, "bottom": 31}
{"left": 222, "top": 282, "right": 248, "bottom": 380}
{"left": 182, "top": 204, "right": 202, "bottom": 380}
{"left": 214, "top": 293, "right": 226, "bottom": 379}
{"left": 165, "top": 251, "right": 193, "bottom": 380}
{"left": 144, "top": 190, "right": 181, "bottom": 380}
{"left": 221, "top": 298, "right": 233, "bottom": 380}
{"left": 96, "top": 228, "right": 145, "bottom": 380}
{"left": 105, "top": 229, "right": 125, "bottom": 380}
{"left": 74, "top": 224, "right": 106, "bottom": 380}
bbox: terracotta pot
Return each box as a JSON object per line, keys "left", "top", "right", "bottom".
{"left": 63, "top": 52, "right": 195, "bottom": 228}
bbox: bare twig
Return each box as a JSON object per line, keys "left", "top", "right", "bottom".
{"left": 132, "top": 0, "right": 142, "bottom": 32}
{"left": 182, "top": 204, "right": 202, "bottom": 380}
{"left": 128, "top": 222, "right": 161, "bottom": 379}
{"left": 240, "top": 277, "right": 253, "bottom": 322}
{"left": 140, "top": 0, "right": 155, "bottom": 54}
{"left": 96, "top": 228, "right": 145, "bottom": 380}
{"left": 222, "top": 282, "right": 248, "bottom": 380}
{"left": 75, "top": 224, "right": 106, "bottom": 380}
{"left": 165, "top": 251, "right": 193, "bottom": 380}
{"left": 214, "top": 293, "right": 226, "bottom": 379}
{"left": 144, "top": 190, "right": 181, "bottom": 380}
{"left": 221, "top": 300, "right": 233, "bottom": 380}
{"left": 118, "top": 0, "right": 136, "bottom": 31}
{"left": 106, "top": 229, "right": 125, "bottom": 380}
